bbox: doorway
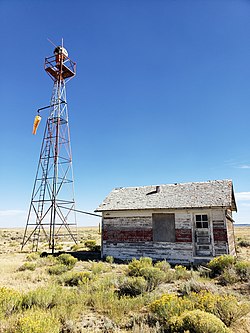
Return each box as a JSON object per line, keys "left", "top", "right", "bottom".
{"left": 194, "top": 214, "right": 212, "bottom": 256}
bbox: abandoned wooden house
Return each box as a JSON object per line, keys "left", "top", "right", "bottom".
{"left": 95, "top": 180, "right": 237, "bottom": 264}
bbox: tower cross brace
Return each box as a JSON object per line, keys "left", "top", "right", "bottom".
{"left": 22, "top": 46, "right": 77, "bottom": 253}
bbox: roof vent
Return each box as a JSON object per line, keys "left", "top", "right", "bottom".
{"left": 146, "top": 185, "right": 160, "bottom": 196}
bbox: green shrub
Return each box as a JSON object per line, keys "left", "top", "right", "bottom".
{"left": 151, "top": 290, "right": 250, "bottom": 328}
{"left": 84, "top": 240, "right": 97, "bottom": 251}
{"left": 15, "top": 309, "right": 60, "bottom": 333}
{"left": 40, "top": 255, "right": 57, "bottom": 266}
{"left": 207, "top": 255, "right": 235, "bottom": 277}
{"left": 188, "top": 290, "right": 217, "bottom": 314}
{"left": 92, "top": 245, "right": 101, "bottom": 252}
{"left": 26, "top": 252, "right": 40, "bottom": 261}
{"left": 18, "top": 262, "right": 36, "bottom": 272}
{"left": 218, "top": 267, "right": 239, "bottom": 285}
{"left": 55, "top": 244, "right": 63, "bottom": 250}
{"left": 238, "top": 239, "right": 250, "bottom": 247}
{"left": 70, "top": 243, "right": 83, "bottom": 251}
{"left": 58, "top": 271, "right": 92, "bottom": 286}
{"left": 56, "top": 254, "right": 77, "bottom": 268}
{"left": 163, "top": 269, "right": 176, "bottom": 283}
{"left": 180, "top": 278, "right": 214, "bottom": 295}
{"left": 91, "top": 261, "right": 111, "bottom": 274}
{"left": 128, "top": 257, "right": 153, "bottom": 277}
{"left": 235, "top": 260, "right": 250, "bottom": 281}
{"left": 139, "top": 267, "right": 165, "bottom": 291}
{"left": 21, "top": 285, "right": 61, "bottom": 309}
{"left": 47, "top": 264, "right": 69, "bottom": 275}
{"left": 105, "top": 256, "right": 114, "bottom": 264}
{"left": 155, "top": 260, "right": 171, "bottom": 272}
{"left": 127, "top": 258, "right": 165, "bottom": 290}
{"left": 150, "top": 294, "right": 194, "bottom": 320}
{"left": 188, "top": 291, "right": 250, "bottom": 326}
{"left": 0, "top": 287, "right": 22, "bottom": 318}
{"left": 118, "top": 276, "right": 148, "bottom": 297}
{"left": 174, "top": 265, "right": 191, "bottom": 280}
{"left": 169, "top": 309, "right": 231, "bottom": 333}
{"left": 213, "top": 294, "right": 250, "bottom": 327}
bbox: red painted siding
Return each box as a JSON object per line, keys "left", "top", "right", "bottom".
{"left": 213, "top": 228, "right": 227, "bottom": 241}
{"left": 175, "top": 229, "right": 192, "bottom": 242}
{"left": 103, "top": 229, "right": 153, "bottom": 242}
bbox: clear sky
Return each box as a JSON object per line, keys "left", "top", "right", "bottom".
{"left": 0, "top": 0, "right": 250, "bottom": 227}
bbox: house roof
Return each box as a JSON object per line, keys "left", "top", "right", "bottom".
{"left": 95, "top": 180, "right": 237, "bottom": 212}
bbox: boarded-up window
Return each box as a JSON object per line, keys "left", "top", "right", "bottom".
{"left": 152, "top": 213, "right": 175, "bottom": 242}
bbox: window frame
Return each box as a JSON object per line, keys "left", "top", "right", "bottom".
{"left": 195, "top": 214, "right": 209, "bottom": 229}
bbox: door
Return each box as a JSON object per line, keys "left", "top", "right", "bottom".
{"left": 152, "top": 213, "right": 175, "bottom": 242}
{"left": 194, "top": 214, "right": 212, "bottom": 256}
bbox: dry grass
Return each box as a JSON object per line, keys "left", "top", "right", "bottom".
{"left": 235, "top": 226, "right": 250, "bottom": 260}
{"left": 0, "top": 225, "right": 249, "bottom": 332}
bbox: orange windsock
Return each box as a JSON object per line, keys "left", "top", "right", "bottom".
{"left": 32, "top": 115, "right": 42, "bottom": 135}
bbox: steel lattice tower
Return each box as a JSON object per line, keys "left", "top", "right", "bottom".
{"left": 22, "top": 46, "right": 77, "bottom": 253}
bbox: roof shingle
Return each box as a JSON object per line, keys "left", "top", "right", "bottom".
{"left": 95, "top": 180, "right": 237, "bottom": 212}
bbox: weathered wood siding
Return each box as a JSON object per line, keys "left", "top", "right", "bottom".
{"left": 211, "top": 209, "right": 228, "bottom": 256}
{"left": 101, "top": 208, "right": 235, "bottom": 263}
{"left": 102, "top": 209, "right": 193, "bottom": 263}
{"left": 102, "top": 241, "right": 193, "bottom": 264}
{"left": 226, "top": 214, "right": 236, "bottom": 255}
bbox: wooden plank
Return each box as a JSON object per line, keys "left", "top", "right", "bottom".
{"left": 175, "top": 229, "right": 192, "bottom": 242}
{"left": 213, "top": 228, "right": 227, "bottom": 241}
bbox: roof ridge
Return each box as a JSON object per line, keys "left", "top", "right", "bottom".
{"left": 113, "top": 179, "right": 232, "bottom": 191}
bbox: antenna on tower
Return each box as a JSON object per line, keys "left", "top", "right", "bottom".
{"left": 22, "top": 43, "right": 77, "bottom": 253}
{"left": 47, "top": 38, "right": 57, "bottom": 48}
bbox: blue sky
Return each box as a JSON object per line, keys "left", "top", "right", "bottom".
{"left": 0, "top": 0, "right": 250, "bottom": 227}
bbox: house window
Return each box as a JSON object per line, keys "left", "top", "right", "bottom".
{"left": 195, "top": 214, "right": 209, "bottom": 228}
{"left": 152, "top": 213, "right": 175, "bottom": 242}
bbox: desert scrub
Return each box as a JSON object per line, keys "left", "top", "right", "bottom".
{"left": 18, "top": 262, "right": 36, "bottom": 272}
{"left": 128, "top": 257, "right": 153, "bottom": 276}
{"left": 139, "top": 266, "right": 165, "bottom": 291}
{"left": 47, "top": 264, "right": 69, "bottom": 275}
{"left": 128, "top": 258, "right": 166, "bottom": 290}
{"left": 150, "top": 291, "right": 250, "bottom": 328}
{"left": 26, "top": 252, "right": 40, "bottom": 261}
{"left": 70, "top": 243, "right": 84, "bottom": 251}
{"left": 58, "top": 271, "right": 93, "bottom": 286}
{"left": 218, "top": 267, "right": 239, "bottom": 285}
{"left": 174, "top": 265, "right": 191, "bottom": 280}
{"left": 105, "top": 255, "right": 114, "bottom": 264}
{"left": 38, "top": 255, "right": 57, "bottom": 267}
{"left": 56, "top": 253, "right": 77, "bottom": 268}
{"left": 207, "top": 255, "right": 235, "bottom": 277}
{"left": 91, "top": 261, "right": 111, "bottom": 274}
{"left": 188, "top": 291, "right": 250, "bottom": 326}
{"left": 237, "top": 238, "right": 250, "bottom": 247}
{"left": 150, "top": 294, "right": 194, "bottom": 321}
{"left": 0, "top": 287, "right": 22, "bottom": 318}
{"left": 85, "top": 287, "right": 150, "bottom": 325}
{"left": 235, "top": 260, "right": 250, "bottom": 281}
{"left": 155, "top": 260, "right": 176, "bottom": 283}
{"left": 21, "top": 284, "right": 62, "bottom": 309}
{"left": 180, "top": 278, "right": 217, "bottom": 295}
{"left": 169, "top": 309, "right": 231, "bottom": 333}
{"left": 154, "top": 260, "right": 171, "bottom": 272}
{"left": 21, "top": 284, "right": 82, "bottom": 316}
{"left": 118, "top": 276, "right": 148, "bottom": 297}
{"left": 15, "top": 309, "right": 60, "bottom": 333}
{"left": 212, "top": 294, "right": 250, "bottom": 327}
{"left": 84, "top": 240, "right": 100, "bottom": 251}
